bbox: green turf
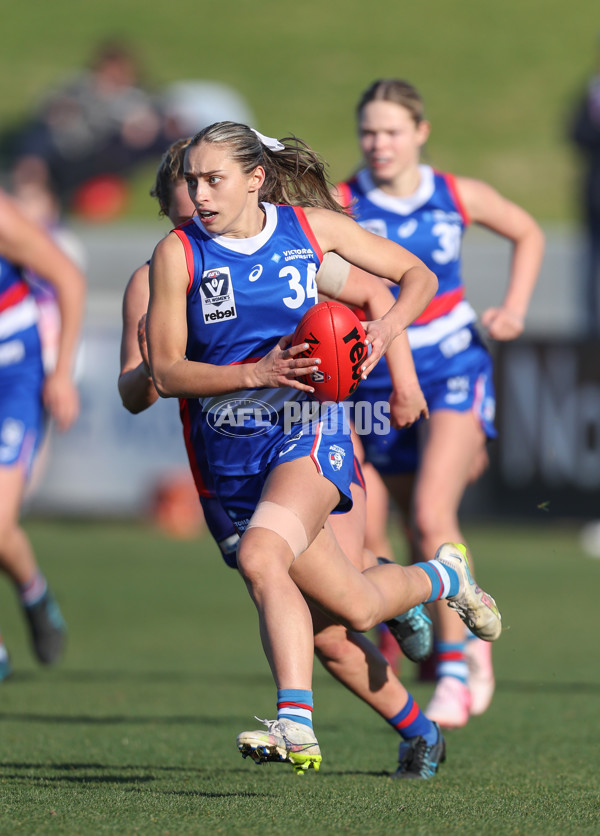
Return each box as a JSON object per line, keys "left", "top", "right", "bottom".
{"left": 1, "top": 0, "right": 599, "bottom": 221}
{"left": 0, "top": 519, "right": 598, "bottom": 834}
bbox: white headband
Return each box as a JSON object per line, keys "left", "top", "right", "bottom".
{"left": 251, "top": 128, "right": 285, "bottom": 152}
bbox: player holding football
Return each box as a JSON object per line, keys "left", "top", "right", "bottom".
{"left": 145, "top": 122, "right": 503, "bottom": 775}
{"left": 121, "top": 137, "right": 442, "bottom": 778}
{"left": 335, "top": 79, "right": 544, "bottom": 728}
{"left": 0, "top": 189, "right": 85, "bottom": 679}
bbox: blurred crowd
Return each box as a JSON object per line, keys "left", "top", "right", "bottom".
{"left": 0, "top": 38, "right": 254, "bottom": 224}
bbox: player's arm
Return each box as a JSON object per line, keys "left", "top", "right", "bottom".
{"left": 118, "top": 263, "right": 160, "bottom": 414}
{"left": 456, "top": 176, "right": 545, "bottom": 340}
{"left": 0, "top": 189, "right": 85, "bottom": 430}
{"left": 147, "top": 234, "right": 317, "bottom": 398}
{"left": 317, "top": 253, "right": 427, "bottom": 426}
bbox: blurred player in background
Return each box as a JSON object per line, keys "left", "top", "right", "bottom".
{"left": 119, "top": 137, "right": 240, "bottom": 566}
{"left": 0, "top": 189, "right": 85, "bottom": 680}
{"left": 145, "top": 121, "right": 502, "bottom": 774}
{"left": 335, "top": 79, "right": 544, "bottom": 728}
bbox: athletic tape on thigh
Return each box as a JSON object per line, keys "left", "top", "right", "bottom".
{"left": 246, "top": 500, "right": 308, "bottom": 560}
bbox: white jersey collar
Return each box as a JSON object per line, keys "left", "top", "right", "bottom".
{"left": 192, "top": 202, "right": 277, "bottom": 254}
{"left": 356, "top": 165, "right": 435, "bottom": 215}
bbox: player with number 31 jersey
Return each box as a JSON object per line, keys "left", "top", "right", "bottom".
{"left": 334, "top": 79, "right": 544, "bottom": 731}
{"left": 337, "top": 164, "right": 479, "bottom": 393}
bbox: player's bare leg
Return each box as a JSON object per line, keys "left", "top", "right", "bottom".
{"left": 399, "top": 409, "right": 494, "bottom": 727}
{"left": 0, "top": 465, "right": 67, "bottom": 666}
{"left": 0, "top": 466, "right": 37, "bottom": 585}
{"left": 237, "top": 456, "right": 500, "bottom": 768}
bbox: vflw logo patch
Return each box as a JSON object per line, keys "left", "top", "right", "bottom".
{"left": 200, "top": 267, "right": 238, "bottom": 323}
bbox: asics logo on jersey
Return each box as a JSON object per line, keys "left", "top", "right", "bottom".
{"left": 200, "top": 266, "right": 238, "bottom": 324}
{"left": 249, "top": 265, "right": 263, "bottom": 282}
{"left": 397, "top": 219, "right": 418, "bottom": 238}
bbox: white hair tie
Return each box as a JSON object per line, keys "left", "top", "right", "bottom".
{"left": 251, "top": 128, "right": 285, "bottom": 152}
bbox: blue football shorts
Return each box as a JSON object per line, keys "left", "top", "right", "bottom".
{"left": 0, "top": 324, "right": 45, "bottom": 475}
{"left": 212, "top": 412, "right": 355, "bottom": 535}
{"left": 352, "top": 327, "right": 497, "bottom": 475}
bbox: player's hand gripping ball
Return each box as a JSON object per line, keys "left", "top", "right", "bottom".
{"left": 292, "top": 301, "right": 368, "bottom": 402}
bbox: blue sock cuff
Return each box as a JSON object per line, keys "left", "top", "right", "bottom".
{"left": 416, "top": 560, "right": 459, "bottom": 601}
{"left": 277, "top": 689, "right": 313, "bottom": 708}
{"left": 277, "top": 688, "right": 313, "bottom": 729}
{"left": 435, "top": 640, "right": 465, "bottom": 654}
{"left": 415, "top": 561, "right": 442, "bottom": 602}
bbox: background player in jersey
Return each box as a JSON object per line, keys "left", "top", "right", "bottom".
{"left": 119, "top": 137, "right": 240, "bottom": 565}
{"left": 146, "top": 121, "right": 502, "bottom": 774}
{"left": 0, "top": 189, "right": 85, "bottom": 680}
{"left": 335, "top": 79, "right": 544, "bottom": 728}
{"left": 120, "top": 136, "right": 444, "bottom": 779}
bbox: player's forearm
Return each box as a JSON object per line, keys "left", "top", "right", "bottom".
{"left": 383, "top": 330, "right": 420, "bottom": 392}
{"left": 151, "top": 357, "right": 254, "bottom": 399}
{"left": 503, "top": 223, "right": 545, "bottom": 320}
{"left": 383, "top": 265, "right": 437, "bottom": 334}
{"left": 119, "top": 364, "right": 160, "bottom": 414}
{"left": 53, "top": 270, "right": 86, "bottom": 378}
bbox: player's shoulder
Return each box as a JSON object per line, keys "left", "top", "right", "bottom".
{"left": 152, "top": 228, "right": 187, "bottom": 259}
{"left": 125, "top": 261, "right": 150, "bottom": 296}
{"left": 450, "top": 174, "right": 493, "bottom": 197}
{"left": 450, "top": 175, "right": 504, "bottom": 219}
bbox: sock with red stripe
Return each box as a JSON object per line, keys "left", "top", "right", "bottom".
{"left": 387, "top": 694, "right": 438, "bottom": 744}
{"left": 277, "top": 688, "right": 313, "bottom": 729}
{"left": 435, "top": 640, "right": 468, "bottom": 684}
{"left": 415, "top": 560, "right": 459, "bottom": 602}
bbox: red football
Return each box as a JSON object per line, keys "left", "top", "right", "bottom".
{"left": 292, "top": 301, "right": 368, "bottom": 402}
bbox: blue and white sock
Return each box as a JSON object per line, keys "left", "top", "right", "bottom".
{"left": 415, "top": 560, "right": 459, "bottom": 602}
{"left": 435, "top": 640, "right": 468, "bottom": 684}
{"left": 277, "top": 688, "right": 313, "bottom": 729}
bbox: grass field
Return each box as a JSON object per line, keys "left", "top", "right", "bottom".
{"left": 0, "top": 518, "right": 598, "bottom": 835}
{"left": 1, "top": 0, "right": 599, "bottom": 221}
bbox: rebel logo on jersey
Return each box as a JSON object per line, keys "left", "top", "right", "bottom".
{"left": 200, "top": 266, "right": 238, "bottom": 324}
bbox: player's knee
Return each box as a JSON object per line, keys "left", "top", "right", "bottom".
{"left": 344, "top": 602, "right": 380, "bottom": 633}
{"left": 412, "top": 500, "right": 450, "bottom": 548}
{"left": 236, "top": 528, "right": 291, "bottom": 586}
{"left": 235, "top": 535, "right": 266, "bottom": 582}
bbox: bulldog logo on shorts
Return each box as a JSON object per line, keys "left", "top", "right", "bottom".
{"left": 328, "top": 444, "right": 346, "bottom": 472}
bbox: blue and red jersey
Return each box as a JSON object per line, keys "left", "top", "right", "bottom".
{"left": 172, "top": 202, "right": 330, "bottom": 476}
{"left": 0, "top": 254, "right": 39, "bottom": 342}
{"left": 337, "top": 164, "right": 478, "bottom": 387}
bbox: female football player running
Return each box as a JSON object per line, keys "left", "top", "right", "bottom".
{"left": 120, "top": 137, "right": 440, "bottom": 778}
{"left": 0, "top": 189, "right": 85, "bottom": 678}
{"left": 335, "top": 79, "right": 544, "bottom": 728}
{"left": 146, "top": 122, "right": 503, "bottom": 774}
